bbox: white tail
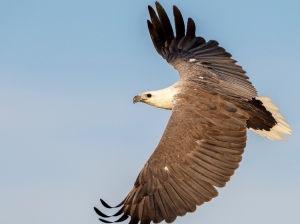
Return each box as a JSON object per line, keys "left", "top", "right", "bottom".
{"left": 249, "top": 97, "right": 292, "bottom": 141}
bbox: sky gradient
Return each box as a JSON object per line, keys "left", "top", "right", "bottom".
{"left": 1, "top": 0, "right": 299, "bottom": 223}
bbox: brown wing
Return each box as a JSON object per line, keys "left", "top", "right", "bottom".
{"left": 95, "top": 87, "right": 249, "bottom": 224}
{"left": 147, "top": 2, "right": 257, "bottom": 100}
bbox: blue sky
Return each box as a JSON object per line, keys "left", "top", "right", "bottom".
{"left": 1, "top": 0, "right": 299, "bottom": 223}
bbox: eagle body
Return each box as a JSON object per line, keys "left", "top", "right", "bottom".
{"left": 95, "top": 2, "right": 292, "bottom": 224}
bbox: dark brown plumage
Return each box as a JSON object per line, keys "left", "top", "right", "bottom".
{"left": 94, "top": 2, "right": 292, "bottom": 224}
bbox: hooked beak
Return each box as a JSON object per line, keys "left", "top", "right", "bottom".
{"left": 133, "top": 95, "right": 141, "bottom": 103}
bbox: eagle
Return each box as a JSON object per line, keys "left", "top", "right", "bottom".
{"left": 94, "top": 2, "right": 292, "bottom": 224}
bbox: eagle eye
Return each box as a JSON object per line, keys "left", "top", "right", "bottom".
{"left": 147, "top": 94, "right": 152, "bottom": 98}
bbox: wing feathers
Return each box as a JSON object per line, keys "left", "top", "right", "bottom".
{"left": 180, "top": 18, "right": 196, "bottom": 50}
{"left": 154, "top": 190, "right": 169, "bottom": 222}
{"left": 191, "top": 153, "right": 235, "bottom": 176}
{"left": 158, "top": 187, "right": 178, "bottom": 223}
{"left": 189, "top": 40, "right": 219, "bottom": 53}
{"left": 197, "top": 147, "right": 242, "bottom": 163}
{"left": 164, "top": 182, "right": 188, "bottom": 216}
{"left": 132, "top": 186, "right": 143, "bottom": 205}
{"left": 182, "top": 171, "right": 215, "bottom": 201}
{"left": 141, "top": 197, "right": 152, "bottom": 224}
{"left": 193, "top": 149, "right": 239, "bottom": 170}
{"left": 168, "top": 164, "right": 185, "bottom": 180}
{"left": 146, "top": 2, "right": 255, "bottom": 101}
{"left": 94, "top": 207, "right": 111, "bottom": 218}
{"left": 184, "top": 37, "right": 206, "bottom": 52}
{"left": 170, "top": 175, "right": 205, "bottom": 205}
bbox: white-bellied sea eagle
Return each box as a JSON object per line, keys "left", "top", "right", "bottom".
{"left": 94, "top": 2, "right": 292, "bottom": 224}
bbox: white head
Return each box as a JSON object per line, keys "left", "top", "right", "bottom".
{"left": 133, "top": 86, "right": 177, "bottom": 110}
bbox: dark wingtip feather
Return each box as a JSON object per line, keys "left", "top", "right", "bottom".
{"left": 173, "top": 5, "right": 185, "bottom": 42}
{"left": 99, "top": 218, "right": 113, "bottom": 223}
{"left": 148, "top": 5, "right": 157, "bottom": 21}
{"left": 148, "top": 5, "right": 166, "bottom": 47}
{"left": 179, "top": 17, "right": 197, "bottom": 50}
{"left": 186, "top": 18, "right": 196, "bottom": 38}
{"left": 99, "top": 199, "right": 124, "bottom": 209}
{"left": 147, "top": 20, "right": 164, "bottom": 55}
{"left": 113, "top": 207, "right": 124, "bottom": 217}
{"left": 115, "top": 214, "right": 129, "bottom": 222}
{"left": 100, "top": 199, "right": 113, "bottom": 209}
{"left": 155, "top": 1, "right": 174, "bottom": 45}
{"left": 147, "top": 5, "right": 156, "bottom": 22}
{"left": 94, "top": 207, "right": 111, "bottom": 218}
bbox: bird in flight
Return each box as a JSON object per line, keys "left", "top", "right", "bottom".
{"left": 94, "top": 2, "right": 292, "bottom": 224}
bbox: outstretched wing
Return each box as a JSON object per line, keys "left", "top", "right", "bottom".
{"left": 95, "top": 87, "right": 249, "bottom": 224}
{"left": 148, "top": 2, "right": 257, "bottom": 100}
{"left": 95, "top": 85, "right": 249, "bottom": 224}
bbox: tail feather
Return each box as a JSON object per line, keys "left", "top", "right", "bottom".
{"left": 250, "top": 97, "right": 292, "bottom": 141}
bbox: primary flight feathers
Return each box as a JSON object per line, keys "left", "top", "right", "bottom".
{"left": 94, "top": 2, "right": 292, "bottom": 224}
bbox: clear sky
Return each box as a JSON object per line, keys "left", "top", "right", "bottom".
{"left": 1, "top": 0, "right": 299, "bottom": 223}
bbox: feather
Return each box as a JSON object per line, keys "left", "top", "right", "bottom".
{"left": 213, "top": 134, "right": 247, "bottom": 143}
{"left": 169, "top": 175, "right": 206, "bottom": 205}
{"left": 124, "top": 188, "right": 136, "bottom": 205}
{"left": 157, "top": 168, "right": 169, "bottom": 183}
{"left": 154, "top": 190, "right": 168, "bottom": 222}
{"left": 141, "top": 196, "right": 152, "bottom": 224}
{"left": 147, "top": 20, "right": 163, "bottom": 55}
{"left": 193, "top": 149, "right": 239, "bottom": 170}
{"left": 155, "top": 2, "right": 174, "bottom": 45}
{"left": 128, "top": 205, "right": 139, "bottom": 224}
{"left": 132, "top": 186, "right": 143, "bottom": 205}
{"left": 173, "top": 5, "right": 185, "bottom": 43}
{"left": 149, "top": 194, "right": 158, "bottom": 223}
{"left": 180, "top": 18, "right": 196, "bottom": 50}
{"left": 181, "top": 156, "right": 195, "bottom": 167}
{"left": 137, "top": 198, "right": 145, "bottom": 220}
{"left": 158, "top": 187, "right": 178, "bottom": 223}
{"left": 189, "top": 40, "right": 219, "bottom": 53}
{"left": 182, "top": 170, "right": 217, "bottom": 200}
{"left": 200, "top": 142, "right": 244, "bottom": 155}
{"left": 179, "top": 161, "right": 227, "bottom": 187}
{"left": 185, "top": 37, "right": 206, "bottom": 51}
{"left": 146, "top": 178, "right": 156, "bottom": 196}
{"left": 189, "top": 152, "right": 235, "bottom": 176}
{"left": 164, "top": 182, "right": 188, "bottom": 216}
{"left": 148, "top": 6, "right": 165, "bottom": 46}
{"left": 168, "top": 164, "right": 185, "bottom": 180}
{"left": 99, "top": 218, "right": 113, "bottom": 223}
{"left": 113, "top": 207, "right": 124, "bottom": 217}
{"left": 94, "top": 207, "right": 110, "bottom": 218}
{"left": 100, "top": 199, "right": 123, "bottom": 209}
{"left": 204, "top": 139, "right": 246, "bottom": 149}
{"left": 197, "top": 147, "right": 242, "bottom": 163}
{"left": 115, "top": 214, "right": 129, "bottom": 222}
{"left": 221, "top": 130, "right": 247, "bottom": 138}
{"left": 189, "top": 156, "right": 231, "bottom": 182}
